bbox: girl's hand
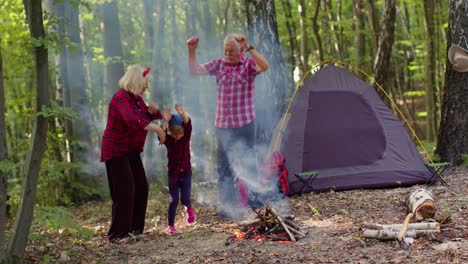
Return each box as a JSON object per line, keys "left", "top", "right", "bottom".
{"left": 148, "top": 102, "right": 160, "bottom": 114}
{"left": 175, "top": 103, "right": 185, "bottom": 116}
{"left": 162, "top": 108, "right": 172, "bottom": 121}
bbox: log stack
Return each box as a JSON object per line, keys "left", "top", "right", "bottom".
{"left": 226, "top": 203, "right": 306, "bottom": 244}
{"left": 359, "top": 189, "right": 440, "bottom": 241}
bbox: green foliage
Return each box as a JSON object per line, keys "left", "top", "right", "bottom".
{"left": 0, "top": 159, "right": 16, "bottom": 174}
{"left": 37, "top": 102, "right": 80, "bottom": 120}
{"left": 31, "top": 206, "right": 94, "bottom": 240}
{"left": 418, "top": 140, "right": 441, "bottom": 162}
{"left": 462, "top": 153, "right": 468, "bottom": 166}
{"left": 403, "top": 90, "right": 426, "bottom": 97}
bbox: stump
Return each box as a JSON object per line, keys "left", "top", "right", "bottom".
{"left": 407, "top": 189, "right": 437, "bottom": 221}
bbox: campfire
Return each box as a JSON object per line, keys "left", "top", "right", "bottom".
{"left": 226, "top": 203, "right": 306, "bottom": 245}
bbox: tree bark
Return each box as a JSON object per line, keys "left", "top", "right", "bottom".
{"left": 7, "top": 0, "right": 49, "bottom": 260}
{"left": 372, "top": 0, "right": 396, "bottom": 90}
{"left": 101, "top": 0, "right": 125, "bottom": 100}
{"left": 436, "top": 0, "right": 468, "bottom": 165}
{"left": 245, "top": 0, "right": 289, "bottom": 160}
{"left": 366, "top": 0, "right": 380, "bottom": 57}
{"left": 0, "top": 39, "right": 8, "bottom": 263}
{"left": 65, "top": 1, "right": 93, "bottom": 172}
{"left": 311, "top": 0, "right": 323, "bottom": 62}
{"left": 280, "top": 0, "right": 299, "bottom": 81}
{"left": 353, "top": 0, "right": 366, "bottom": 68}
{"left": 299, "top": 0, "right": 310, "bottom": 72}
{"left": 423, "top": 0, "right": 437, "bottom": 141}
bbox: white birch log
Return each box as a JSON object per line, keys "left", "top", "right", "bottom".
{"left": 359, "top": 228, "right": 439, "bottom": 240}
{"left": 407, "top": 189, "right": 437, "bottom": 220}
{"left": 362, "top": 222, "right": 440, "bottom": 231}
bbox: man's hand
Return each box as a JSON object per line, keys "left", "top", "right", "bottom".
{"left": 234, "top": 34, "right": 249, "bottom": 50}
{"left": 187, "top": 36, "right": 199, "bottom": 50}
{"left": 148, "top": 102, "right": 160, "bottom": 114}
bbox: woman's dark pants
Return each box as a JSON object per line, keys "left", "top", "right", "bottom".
{"left": 105, "top": 152, "right": 148, "bottom": 240}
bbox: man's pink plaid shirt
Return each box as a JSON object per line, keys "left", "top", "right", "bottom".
{"left": 203, "top": 55, "right": 258, "bottom": 128}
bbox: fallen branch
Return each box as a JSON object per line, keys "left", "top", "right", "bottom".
{"left": 359, "top": 228, "right": 439, "bottom": 240}
{"left": 398, "top": 213, "right": 414, "bottom": 241}
{"left": 361, "top": 222, "right": 440, "bottom": 231}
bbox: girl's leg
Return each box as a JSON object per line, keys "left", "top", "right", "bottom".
{"left": 180, "top": 173, "right": 192, "bottom": 208}
{"left": 167, "top": 173, "right": 180, "bottom": 226}
{"left": 128, "top": 152, "right": 148, "bottom": 235}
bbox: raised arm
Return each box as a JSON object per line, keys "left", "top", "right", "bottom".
{"left": 235, "top": 34, "right": 269, "bottom": 73}
{"left": 175, "top": 103, "right": 189, "bottom": 124}
{"left": 187, "top": 35, "right": 209, "bottom": 75}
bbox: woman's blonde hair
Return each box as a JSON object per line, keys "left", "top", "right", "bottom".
{"left": 118, "top": 65, "right": 153, "bottom": 95}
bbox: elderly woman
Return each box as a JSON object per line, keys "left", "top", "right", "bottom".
{"left": 101, "top": 65, "right": 165, "bottom": 242}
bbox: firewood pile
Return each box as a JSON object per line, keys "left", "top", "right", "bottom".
{"left": 226, "top": 203, "right": 306, "bottom": 244}
{"left": 359, "top": 189, "right": 441, "bottom": 242}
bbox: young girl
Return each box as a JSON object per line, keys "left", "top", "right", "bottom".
{"left": 161, "top": 104, "right": 196, "bottom": 235}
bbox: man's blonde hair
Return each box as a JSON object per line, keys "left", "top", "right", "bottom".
{"left": 224, "top": 34, "right": 241, "bottom": 51}
{"left": 118, "top": 65, "right": 153, "bottom": 95}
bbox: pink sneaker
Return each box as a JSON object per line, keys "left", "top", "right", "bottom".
{"left": 166, "top": 225, "right": 177, "bottom": 235}
{"left": 186, "top": 208, "right": 196, "bottom": 224}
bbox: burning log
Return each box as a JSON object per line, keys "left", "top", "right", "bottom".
{"left": 227, "top": 204, "right": 305, "bottom": 244}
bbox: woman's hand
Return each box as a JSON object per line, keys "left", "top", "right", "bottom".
{"left": 148, "top": 102, "right": 160, "bottom": 114}
{"left": 156, "top": 126, "right": 166, "bottom": 144}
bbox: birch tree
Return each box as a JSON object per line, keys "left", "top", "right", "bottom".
{"left": 7, "top": 0, "right": 49, "bottom": 260}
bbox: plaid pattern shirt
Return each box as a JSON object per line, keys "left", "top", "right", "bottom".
{"left": 100, "top": 89, "right": 162, "bottom": 162}
{"left": 164, "top": 119, "right": 192, "bottom": 185}
{"left": 203, "top": 55, "right": 258, "bottom": 128}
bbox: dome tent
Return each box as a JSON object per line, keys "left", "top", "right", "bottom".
{"left": 274, "top": 63, "right": 434, "bottom": 196}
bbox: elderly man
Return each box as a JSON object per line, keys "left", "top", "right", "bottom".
{"left": 187, "top": 34, "right": 269, "bottom": 218}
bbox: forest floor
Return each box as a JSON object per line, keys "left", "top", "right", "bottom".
{"left": 22, "top": 166, "right": 467, "bottom": 264}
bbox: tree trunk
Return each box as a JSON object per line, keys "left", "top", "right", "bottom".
{"left": 366, "top": 0, "right": 380, "bottom": 57}
{"left": 142, "top": 0, "right": 157, "bottom": 181}
{"left": 423, "top": 0, "right": 437, "bottom": 141}
{"left": 0, "top": 39, "right": 8, "bottom": 263}
{"left": 372, "top": 0, "right": 396, "bottom": 90}
{"left": 436, "top": 0, "right": 468, "bottom": 165}
{"left": 353, "top": 0, "right": 366, "bottom": 68}
{"left": 311, "top": 0, "right": 323, "bottom": 62}
{"left": 101, "top": 0, "right": 125, "bottom": 100}
{"left": 280, "top": 0, "right": 298, "bottom": 82}
{"left": 7, "top": 0, "right": 49, "bottom": 260}
{"left": 299, "top": 0, "right": 310, "bottom": 72}
{"left": 245, "top": 0, "right": 289, "bottom": 161}
{"left": 65, "top": 1, "right": 93, "bottom": 173}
